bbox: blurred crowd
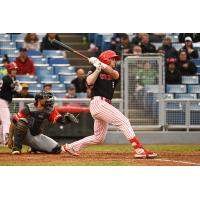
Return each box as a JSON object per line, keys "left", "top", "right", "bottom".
{"left": 106, "top": 33, "right": 200, "bottom": 85}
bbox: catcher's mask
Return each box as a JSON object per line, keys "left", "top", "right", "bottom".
{"left": 35, "top": 90, "right": 54, "bottom": 108}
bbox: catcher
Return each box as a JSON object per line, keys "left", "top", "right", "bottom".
{"left": 7, "top": 90, "right": 79, "bottom": 154}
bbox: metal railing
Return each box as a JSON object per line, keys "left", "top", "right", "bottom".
{"left": 163, "top": 99, "right": 200, "bottom": 132}
{"left": 122, "top": 55, "right": 165, "bottom": 130}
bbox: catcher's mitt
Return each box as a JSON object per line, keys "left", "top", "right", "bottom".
{"left": 63, "top": 113, "right": 79, "bottom": 124}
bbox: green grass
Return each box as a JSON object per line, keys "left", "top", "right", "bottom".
{"left": 0, "top": 144, "right": 200, "bottom": 166}
{"left": 85, "top": 144, "right": 200, "bottom": 152}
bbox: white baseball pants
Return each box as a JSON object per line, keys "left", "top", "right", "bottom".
{"left": 69, "top": 97, "right": 136, "bottom": 152}
{"left": 0, "top": 98, "right": 11, "bottom": 143}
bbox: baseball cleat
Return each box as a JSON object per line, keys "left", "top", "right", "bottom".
{"left": 133, "top": 148, "right": 157, "bottom": 159}
{"left": 12, "top": 150, "right": 21, "bottom": 155}
{"left": 134, "top": 148, "right": 147, "bottom": 159}
{"left": 12, "top": 147, "right": 21, "bottom": 155}
{"left": 144, "top": 149, "right": 157, "bottom": 159}
{"left": 62, "top": 144, "right": 80, "bottom": 156}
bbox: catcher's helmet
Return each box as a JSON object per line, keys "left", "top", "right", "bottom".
{"left": 35, "top": 90, "right": 54, "bottom": 108}
{"left": 98, "top": 50, "right": 120, "bottom": 65}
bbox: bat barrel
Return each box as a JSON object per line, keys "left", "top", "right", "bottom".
{"left": 53, "top": 39, "right": 89, "bottom": 60}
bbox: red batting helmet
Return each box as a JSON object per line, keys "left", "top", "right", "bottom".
{"left": 7, "top": 62, "right": 18, "bottom": 71}
{"left": 98, "top": 50, "right": 120, "bottom": 65}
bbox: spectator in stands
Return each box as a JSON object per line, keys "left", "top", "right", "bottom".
{"left": 43, "top": 83, "right": 52, "bottom": 92}
{"left": 157, "top": 36, "right": 178, "bottom": 59}
{"left": 139, "top": 33, "right": 156, "bottom": 53}
{"left": 14, "top": 84, "right": 34, "bottom": 98}
{"left": 131, "top": 33, "right": 144, "bottom": 46}
{"left": 165, "top": 58, "right": 181, "bottom": 84}
{"left": 0, "top": 57, "right": 9, "bottom": 76}
{"left": 71, "top": 68, "right": 87, "bottom": 93}
{"left": 23, "top": 33, "right": 40, "bottom": 51}
{"left": 40, "top": 33, "right": 61, "bottom": 51}
{"left": 148, "top": 33, "right": 166, "bottom": 43}
{"left": 131, "top": 45, "right": 142, "bottom": 56}
{"left": 135, "top": 61, "right": 157, "bottom": 103}
{"left": 65, "top": 84, "right": 77, "bottom": 98}
{"left": 15, "top": 48, "right": 35, "bottom": 75}
{"left": 110, "top": 33, "right": 126, "bottom": 51}
{"left": 136, "top": 61, "right": 157, "bottom": 86}
{"left": 115, "top": 33, "right": 131, "bottom": 55}
{"left": 178, "top": 33, "right": 200, "bottom": 43}
{"left": 181, "top": 37, "right": 199, "bottom": 59}
{"left": 177, "top": 49, "right": 197, "bottom": 76}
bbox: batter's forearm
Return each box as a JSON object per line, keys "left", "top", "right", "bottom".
{"left": 86, "top": 69, "right": 101, "bottom": 86}
{"left": 102, "top": 66, "right": 119, "bottom": 80}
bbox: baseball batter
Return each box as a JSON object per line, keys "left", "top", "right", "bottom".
{"left": 7, "top": 90, "right": 79, "bottom": 154}
{"left": 63, "top": 50, "right": 157, "bottom": 159}
{"left": 0, "top": 62, "right": 21, "bottom": 145}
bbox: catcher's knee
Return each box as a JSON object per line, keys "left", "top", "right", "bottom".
{"left": 14, "top": 119, "right": 29, "bottom": 134}
{"left": 51, "top": 144, "right": 62, "bottom": 154}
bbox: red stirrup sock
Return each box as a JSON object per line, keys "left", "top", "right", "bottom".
{"left": 130, "top": 136, "right": 143, "bottom": 149}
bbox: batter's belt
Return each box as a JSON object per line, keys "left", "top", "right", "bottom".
{"left": 91, "top": 96, "right": 112, "bottom": 104}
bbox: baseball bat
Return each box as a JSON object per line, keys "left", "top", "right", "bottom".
{"left": 53, "top": 39, "right": 89, "bottom": 60}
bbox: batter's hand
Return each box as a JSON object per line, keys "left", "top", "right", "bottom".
{"left": 88, "top": 57, "right": 99, "bottom": 65}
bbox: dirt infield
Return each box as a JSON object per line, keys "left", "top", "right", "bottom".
{"left": 0, "top": 145, "right": 200, "bottom": 166}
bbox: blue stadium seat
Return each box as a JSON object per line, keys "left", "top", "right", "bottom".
{"left": 48, "top": 58, "right": 69, "bottom": 65}
{"left": 38, "top": 75, "right": 60, "bottom": 84}
{"left": 28, "top": 84, "right": 43, "bottom": 92}
{"left": 11, "top": 34, "right": 25, "bottom": 41}
{"left": 54, "top": 93, "right": 66, "bottom": 98}
{"left": 42, "top": 50, "right": 65, "bottom": 58}
{"left": 166, "top": 102, "right": 185, "bottom": 125}
{"left": 190, "top": 102, "right": 200, "bottom": 125}
{"left": 94, "top": 34, "right": 103, "bottom": 48}
{"left": 192, "top": 59, "right": 200, "bottom": 65}
{"left": 54, "top": 66, "right": 75, "bottom": 75}
{"left": 16, "top": 41, "right": 23, "bottom": 49}
{"left": 166, "top": 84, "right": 187, "bottom": 93}
{"left": 0, "top": 49, "right": 18, "bottom": 56}
{"left": 8, "top": 56, "right": 17, "bottom": 62}
{"left": 59, "top": 74, "right": 76, "bottom": 84}
{"left": 101, "top": 40, "right": 111, "bottom": 51}
{"left": 0, "top": 41, "right": 16, "bottom": 49}
{"left": 76, "top": 92, "right": 87, "bottom": 98}
{"left": 32, "top": 57, "right": 48, "bottom": 64}
{"left": 175, "top": 93, "right": 197, "bottom": 99}
{"left": 0, "top": 74, "right": 4, "bottom": 79}
{"left": 88, "top": 33, "right": 96, "bottom": 42}
{"left": 51, "top": 83, "right": 66, "bottom": 93}
{"left": 188, "top": 85, "right": 200, "bottom": 93}
{"left": 36, "top": 66, "right": 54, "bottom": 76}
{"left": 16, "top": 75, "right": 37, "bottom": 84}
{"left": 0, "top": 34, "right": 11, "bottom": 41}
{"left": 197, "top": 66, "right": 200, "bottom": 74}
{"left": 27, "top": 50, "right": 42, "bottom": 57}
{"left": 182, "top": 76, "right": 199, "bottom": 84}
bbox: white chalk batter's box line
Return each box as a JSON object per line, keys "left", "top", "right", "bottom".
{"left": 154, "top": 158, "right": 200, "bottom": 166}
